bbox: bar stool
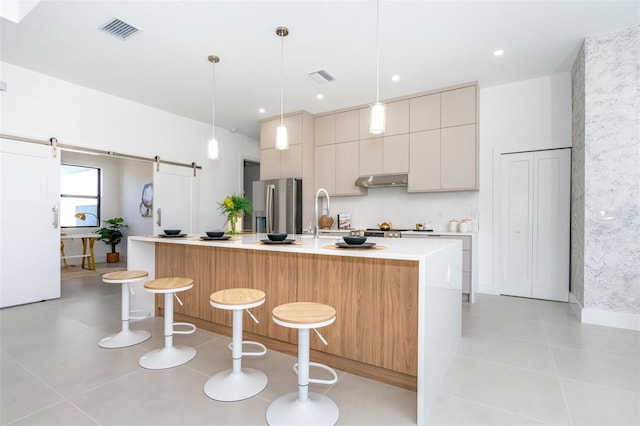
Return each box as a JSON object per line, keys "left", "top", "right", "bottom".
{"left": 266, "top": 302, "right": 339, "bottom": 426}
{"left": 204, "top": 288, "right": 268, "bottom": 401}
{"left": 139, "top": 277, "right": 196, "bottom": 369}
{"left": 99, "top": 270, "right": 151, "bottom": 348}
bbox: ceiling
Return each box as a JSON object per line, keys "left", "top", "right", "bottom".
{"left": 1, "top": 1, "right": 639, "bottom": 139}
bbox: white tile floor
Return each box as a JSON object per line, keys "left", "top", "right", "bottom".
{"left": 1, "top": 268, "right": 638, "bottom": 425}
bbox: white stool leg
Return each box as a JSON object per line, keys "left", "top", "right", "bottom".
{"left": 164, "top": 292, "right": 174, "bottom": 349}
{"left": 204, "top": 307, "right": 268, "bottom": 401}
{"left": 266, "top": 326, "right": 339, "bottom": 426}
{"left": 98, "top": 281, "right": 150, "bottom": 349}
{"left": 232, "top": 308, "right": 243, "bottom": 374}
{"left": 297, "top": 328, "right": 310, "bottom": 402}
{"left": 139, "top": 291, "right": 196, "bottom": 369}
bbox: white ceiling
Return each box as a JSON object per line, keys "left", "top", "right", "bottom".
{"left": 1, "top": 1, "right": 639, "bottom": 139}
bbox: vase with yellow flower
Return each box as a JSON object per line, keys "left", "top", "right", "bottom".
{"left": 217, "top": 193, "right": 252, "bottom": 234}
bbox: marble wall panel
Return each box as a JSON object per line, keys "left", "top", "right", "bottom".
{"left": 583, "top": 26, "right": 640, "bottom": 314}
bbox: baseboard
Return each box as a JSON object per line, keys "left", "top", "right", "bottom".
{"left": 568, "top": 293, "right": 639, "bottom": 330}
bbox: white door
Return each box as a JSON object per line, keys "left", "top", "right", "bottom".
{"left": 532, "top": 149, "right": 571, "bottom": 301}
{"left": 1, "top": 138, "right": 60, "bottom": 307}
{"left": 500, "top": 149, "right": 570, "bottom": 302}
{"left": 500, "top": 152, "right": 534, "bottom": 298}
{"left": 153, "top": 163, "right": 197, "bottom": 235}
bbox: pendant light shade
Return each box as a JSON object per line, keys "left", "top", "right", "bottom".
{"left": 276, "top": 26, "right": 289, "bottom": 150}
{"left": 208, "top": 54, "right": 220, "bottom": 160}
{"left": 369, "top": 0, "right": 386, "bottom": 135}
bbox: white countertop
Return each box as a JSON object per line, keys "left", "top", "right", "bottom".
{"left": 129, "top": 233, "right": 461, "bottom": 262}
{"left": 402, "top": 230, "right": 477, "bottom": 236}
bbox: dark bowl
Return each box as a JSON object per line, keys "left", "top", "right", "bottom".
{"left": 206, "top": 231, "right": 225, "bottom": 238}
{"left": 267, "top": 233, "right": 288, "bottom": 241}
{"left": 343, "top": 236, "right": 367, "bottom": 245}
{"left": 163, "top": 229, "right": 181, "bottom": 235}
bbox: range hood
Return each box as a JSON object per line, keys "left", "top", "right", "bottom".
{"left": 354, "top": 174, "right": 408, "bottom": 188}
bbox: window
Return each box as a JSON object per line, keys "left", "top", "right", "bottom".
{"left": 60, "top": 165, "right": 101, "bottom": 228}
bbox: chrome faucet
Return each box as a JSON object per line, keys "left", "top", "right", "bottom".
{"left": 314, "top": 188, "right": 330, "bottom": 239}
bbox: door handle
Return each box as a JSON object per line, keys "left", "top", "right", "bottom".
{"left": 52, "top": 205, "right": 59, "bottom": 228}
{"left": 156, "top": 208, "right": 162, "bottom": 226}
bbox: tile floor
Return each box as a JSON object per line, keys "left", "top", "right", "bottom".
{"left": 1, "top": 268, "right": 638, "bottom": 425}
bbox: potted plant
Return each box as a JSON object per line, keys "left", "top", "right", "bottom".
{"left": 217, "top": 194, "right": 252, "bottom": 234}
{"left": 95, "top": 217, "right": 128, "bottom": 263}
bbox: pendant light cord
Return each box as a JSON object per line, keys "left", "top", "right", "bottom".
{"left": 375, "top": 0, "right": 380, "bottom": 103}
{"left": 280, "top": 32, "right": 285, "bottom": 127}
{"left": 212, "top": 60, "right": 216, "bottom": 140}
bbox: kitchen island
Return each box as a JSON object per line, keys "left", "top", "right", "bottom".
{"left": 128, "top": 234, "right": 462, "bottom": 424}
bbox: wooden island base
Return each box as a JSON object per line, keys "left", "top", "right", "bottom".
{"left": 154, "top": 244, "right": 419, "bottom": 391}
{"left": 163, "top": 308, "right": 418, "bottom": 391}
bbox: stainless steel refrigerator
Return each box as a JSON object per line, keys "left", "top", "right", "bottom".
{"left": 252, "top": 178, "right": 302, "bottom": 234}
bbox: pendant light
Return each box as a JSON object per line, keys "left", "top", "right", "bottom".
{"left": 369, "top": 0, "right": 386, "bottom": 135}
{"left": 208, "top": 54, "right": 220, "bottom": 160}
{"left": 275, "top": 26, "right": 289, "bottom": 150}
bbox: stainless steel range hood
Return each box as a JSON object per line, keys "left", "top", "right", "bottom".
{"left": 354, "top": 174, "right": 408, "bottom": 188}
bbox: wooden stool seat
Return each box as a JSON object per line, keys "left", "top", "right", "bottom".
{"left": 267, "top": 301, "right": 339, "bottom": 425}
{"left": 144, "top": 277, "right": 193, "bottom": 293}
{"left": 139, "top": 277, "right": 196, "bottom": 370}
{"left": 210, "top": 288, "right": 265, "bottom": 310}
{"left": 272, "top": 302, "right": 336, "bottom": 328}
{"left": 98, "top": 270, "right": 150, "bottom": 349}
{"left": 102, "top": 270, "right": 148, "bottom": 282}
{"left": 204, "top": 287, "right": 268, "bottom": 402}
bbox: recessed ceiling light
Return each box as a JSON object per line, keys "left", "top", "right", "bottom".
{"left": 493, "top": 49, "right": 504, "bottom": 57}
{"left": 391, "top": 75, "right": 400, "bottom": 82}
{"left": 316, "top": 94, "right": 324, "bottom": 100}
{"left": 258, "top": 108, "right": 266, "bottom": 114}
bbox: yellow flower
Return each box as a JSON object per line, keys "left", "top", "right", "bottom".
{"left": 224, "top": 197, "right": 235, "bottom": 210}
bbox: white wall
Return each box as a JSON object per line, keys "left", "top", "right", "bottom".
{"left": 479, "top": 73, "right": 572, "bottom": 294}
{"left": 0, "top": 62, "right": 260, "bottom": 244}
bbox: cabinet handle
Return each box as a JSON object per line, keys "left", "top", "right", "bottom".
{"left": 156, "top": 208, "right": 162, "bottom": 226}
{"left": 52, "top": 205, "right": 59, "bottom": 228}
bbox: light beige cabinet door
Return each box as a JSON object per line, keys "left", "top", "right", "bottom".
{"left": 385, "top": 100, "right": 409, "bottom": 136}
{"left": 314, "top": 144, "right": 336, "bottom": 194}
{"left": 260, "top": 148, "right": 280, "bottom": 180}
{"left": 441, "top": 86, "right": 476, "bottom": 128}
{"left": 280, "top": 144, "right": 303, "bottom": 178}
{"left": 410, "top": 93, "right": 440, "bottom": 132}
{"left": 285, "top": 113, "right": 303, "bottom": 145}
{"left": 260, "top": 119, "right": 278, "bottom": 149}
{"left": 314, "top": 115, "right": 335, "bottom": 146}
{"left": 382, "top": 134, "right": 409, "bottom": 173}
{"left": 441, "top": 124, "right": 476, "bottom": 189}
{"left": 335, "top": 110, "right": 359, "bottom": 143}
{"left": 358, "top": 137, "right": 383, "bottom": 176}
{"left": 408, "top": 130, "right": 441, "bottom": 191}
{"left": 335, "top": 141, "right": 364, "bottom": 195}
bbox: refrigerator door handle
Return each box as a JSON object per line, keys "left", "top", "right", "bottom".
{"left": 266, "top": 184, "right": 275, "bottom": 233}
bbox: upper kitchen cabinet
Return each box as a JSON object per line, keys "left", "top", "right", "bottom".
{"left": 335, "top": 110, "right": 359, "bottom": 143}
{"left": 358, "top": 134, "right": 409, "bottom": 176}
{"left": 315, "top": 141, "right": 365, "bottom": 196}
{"left": 314, "top": 109, "right": 359, "bottom": 146}
{"left": 358, "top": 137, "right": 383, "bottom": 176}
{"left": 260, "top": 111, "right": 313, "bottom": 181}
{"left": 410, "top": 93, "right": 440, "bottom": 132}
{"left": 260, "top": 113, "right": 304, "bottom": 149}
{"left": 441, "top": 86, "right": 476, "bottom": 128}
{"left": 408, "top": 130, "right": 440, "bottom": 191}
{"left": 440, "top": 124, "right": 476, "bottom": 189}
{"left": 358, "top": 100, "right": 409, "bottom": 139}
{"left": 314, "top": 114, "right": 335, "bottom": 146}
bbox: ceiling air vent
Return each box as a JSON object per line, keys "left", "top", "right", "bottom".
{"left": 99, "top": 18, "right": 140, "bottom": 41}
{"left": 308, "top": 69, "right": 337, "bottom": 84}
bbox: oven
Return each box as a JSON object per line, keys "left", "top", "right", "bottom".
{"left": 362, "top": 229, "right": 407, "bottom": 238}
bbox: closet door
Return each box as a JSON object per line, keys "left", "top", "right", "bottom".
{"left": 500, "top": 152, "right": 534, "bottom": 298}
{"left": 1, "top": 138, "right": 60, "bottom": 307}
{"left": 153, "top": 164, "right": 197, "bottom": 235}
{"left": 500, "top": 149, "right": 570, "bottom": 302}
{"left": 532, "top": 149, "right": 570, "bottom": 301}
